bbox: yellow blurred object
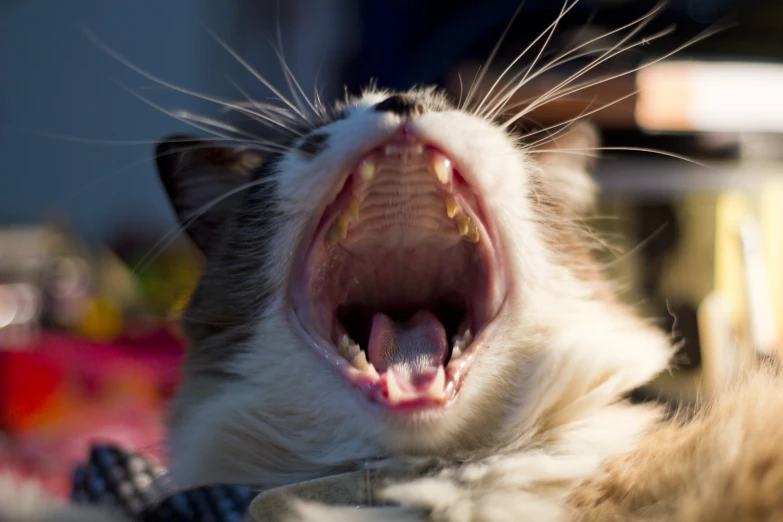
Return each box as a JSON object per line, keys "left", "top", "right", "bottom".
{"left": 74, "top": 295, "right": 123, "bottom": 342}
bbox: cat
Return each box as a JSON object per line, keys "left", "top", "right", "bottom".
{"left": 4, "top": 4, "right": 783, "bottom": 522}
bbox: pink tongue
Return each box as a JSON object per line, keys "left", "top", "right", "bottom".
{"left": 367, "top": 310, "right": 448, "bottom": 390}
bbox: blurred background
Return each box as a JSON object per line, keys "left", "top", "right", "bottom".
{"left": 1, "top": 0, "right": 783, "bottom": 499}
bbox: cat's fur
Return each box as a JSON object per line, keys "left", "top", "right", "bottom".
{"left": 4, "top": 23, "right": 783, "bottom": 522}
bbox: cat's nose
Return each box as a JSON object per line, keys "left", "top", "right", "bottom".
{"left": 373, "top": 94, "right": 427, "bottom": 117}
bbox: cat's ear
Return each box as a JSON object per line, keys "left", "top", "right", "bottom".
{"left": 155, "top": 135, "right": 263, "bottom": 254}
{"left": 532, "top": 121, "right": 600, "bottom": 215}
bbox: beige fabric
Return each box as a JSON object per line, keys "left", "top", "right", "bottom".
{"left": 249, "top": 469, "right": 410, "bottom": 521}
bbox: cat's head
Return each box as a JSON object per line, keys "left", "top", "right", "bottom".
{"left": 156, "top": 87, "right": 672, "bottom": 487}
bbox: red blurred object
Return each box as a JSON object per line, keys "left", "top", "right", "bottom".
{"left": 0, "top": 328, "right": 184, "bottom": 498}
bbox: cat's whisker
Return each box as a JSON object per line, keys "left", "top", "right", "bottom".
{"left": 273, "top": 18, "right": 322, "bottom": 123}
{"left": 502, "top": 26, "right": 676, "bottom": 128}
{"left": 483, "top": 4, "right": 667, "bottom": 120}
{"left": 519, "top": 90, "right": 639, "bottom": 148}
{"left": 206, "top": 28, "right": 312, "bottom": 127}
{"left": 134, "top": 176, "right": 273, "bottom": 275}
{"left": 227, "top": 79, "right": 304, "bottom": 136}
{"left": 84, "top": 30, "right": 297, "bottom": 137}
{"left": 476, "top": 0, "right": 578, "bottom": 118}
{"left": 494, "top": 4, "right": 667, "bottom": 128}
{"left": 461, "top": 0, "right": 527, "bottom": 112}
{"left": 117, "top": 83, "right": 246, "bottom": 143}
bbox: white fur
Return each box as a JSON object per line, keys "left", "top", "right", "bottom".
{"left": 166, "top": 89, "right": 673, "bottom": 522}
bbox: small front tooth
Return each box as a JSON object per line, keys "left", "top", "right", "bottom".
{"left": 412, "top": 144, "right": 424, "bottom": 155}
{"left": 455, "top": 214, "right": 479, "bottom": 243}
{"left": 358, "top": 158, "right": 376, "bottom": 181}
{"left": 451, "top": 345, "right": 463, "bottom": 359}
{"left": 352, "top": 350, "right": 369, "bottom": 370}
{"left": 426, "top": 366, "right": 446, "bottom": 399}
{"left": 432, "top": 153, "right": 452, "bottom": 185}
{"left": 384, "top": 144, "right": 402, "bottom": 156}
{"left": 445, "top": 195, "right": 460, "bottom": 219}
{"left": 347, "top": 343, "right": 361, "bottom": 360}
{"left": 386, "top": 371, "right": 403, "bottom": 403}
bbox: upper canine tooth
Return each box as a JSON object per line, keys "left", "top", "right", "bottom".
{"left": 326, "top": 219, "right": 348, "bottom": 246}
{"left": 358, "top": 158, "right": 376, "bottom": 181}
{"left": 455, "top": 214, "right": 479, "bottom": 243}
{"left": 432, "top": 153, "right": 453, "bottom": 185}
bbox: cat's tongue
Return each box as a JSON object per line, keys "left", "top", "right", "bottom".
{"left": 367, "top": 310, "right": 448, "bottom": 391}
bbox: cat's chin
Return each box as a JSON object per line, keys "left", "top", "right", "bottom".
{"left": 289, "top": 126, "right": 508, "bottom": 412}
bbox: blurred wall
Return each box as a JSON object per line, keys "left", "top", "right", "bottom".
{"left": 0, "top": 0, "right": 354, "bottom": 243}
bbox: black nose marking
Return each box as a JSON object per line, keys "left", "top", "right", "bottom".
{"left": 373, "top": 94, "right": 427, "bottom": 117}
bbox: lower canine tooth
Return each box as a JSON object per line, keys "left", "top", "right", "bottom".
{"left": 426, "top": 366, "right": 446, "bottom": 399}
{"left": 432, "top": 153, "right": 453, "bottom": 185}
{"left": 386, "top": 371, "right": 403, "bottom": 403}
{"left": 352, "top": 350, "right": 369, "bottom": 370}
{"left": 455, "top": 214, "right": 479, "bottom": 243}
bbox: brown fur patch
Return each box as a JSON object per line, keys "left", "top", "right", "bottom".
{"left": 569, "top": 365, "right": 783, "bottom": 521}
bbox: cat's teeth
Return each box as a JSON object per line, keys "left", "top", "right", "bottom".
{"left": 455, "top": 213, "right": 479, "bottom": 243}
{"left": 339, "top": 334, "right": 351, "bottom": 354}
{"left": 432, "top": 153, "right": 452, "bottom": 185}
{"left": 445, "top": 195, "right": 459, "bottom": 219}
{"left": 358, "top": 158, "right": 376, "bottom": 181}
{"left": 384, "top": 144, "right": 402, "bottom": 156}
{"left": 383, "top": 144, "right": 424, "bottom": 157}
{"left": 425, "top": 366, "right": 446, "bottom": 399}
{"left": 339, "top": 335, "right": 361, "bottom": 359}
{"left": 351, "top": 350, "right": 369, "bottom": 370}
{"left": 326, "top": 199, "right": 360, "bottom": 246}
{"left": 326, "top": 219, "right": 348, "bottom": 246}
{"left": 451, "top": 329, "right": 472, "bottom": 361}
{"left": 386, "top": 371, "right": 403, "bottom": 403}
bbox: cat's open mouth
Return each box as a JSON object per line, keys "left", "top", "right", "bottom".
{"left": 290, "top": 129, "right": 507, "bottom": 410}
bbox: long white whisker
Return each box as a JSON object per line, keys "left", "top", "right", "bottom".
{"left": 173, "top": 111, "right": 265, "bottom": 141}
{"left": 520, "top": 89, "right": 639, "bottom": 147}
{"left": 530, "top": 146, "right": 715, "bottom": 170}
{"left": 473, "top": 0, "right": 577, "bottom": 116}
{"left": 134, "top": 177, "right": 272, "bottom": 275}
{"left": 501, "top": 26, "right": 688, "bottom": 130}
{"left": 479, "top": 0, "right": 577, "bottom": 117}
{"left": 84, "top": 30, "right": 299, "bottom": 135}
{"left": 506, "top": 24, "right": 722, "bottom": 130}
{"left": 483, "top": 4, "right": 666, "bottom": 120}
{"left": 117, "top": 83, "right": 243, "bottom": 142}
{"left": 227, "top": 79, "right": 302, "bottom": 136}
{"left": 273, "top": 17, "right": 319, "bottom": 121}
{"left": 496, "top": 4, "right": 667, "bottom": 127}
{"left": 462, "top": 0, "right": 527, "bottom": 111}
{"left": 205, "top": 28, "right": 310, "bottom": 125}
